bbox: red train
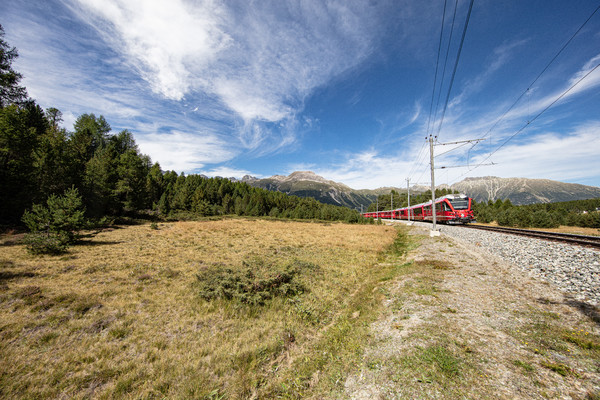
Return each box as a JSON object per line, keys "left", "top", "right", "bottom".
{"left": 362, "top": 194, "right": 475, "bottom": 224}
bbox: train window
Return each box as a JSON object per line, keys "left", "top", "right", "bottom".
{"left": 449, "top": 198, "right": 469, "bottom": 210}
{"left": 442, "top": 202, "right": 451, "bottom": 211}
{"left": 414, "top": 208, "right": 422, "bottom": 216}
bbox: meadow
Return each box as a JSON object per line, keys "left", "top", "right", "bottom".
{"left": 0, "top": 219, "right": 402, "bottom": 399}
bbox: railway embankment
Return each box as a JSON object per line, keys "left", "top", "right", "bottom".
{"left": 346, "top": 222, "right": 600, "bottom": 399}
{"left": 437, "top": 223, "right": 600, "bottom": 306}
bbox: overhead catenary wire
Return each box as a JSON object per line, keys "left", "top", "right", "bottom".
{"left": 445, "top": 3, "right": 600, "bottom": 186}
{"left": 434, "top": 0, "right": 475, "bottom": 141}
{"left": 475, "top": 62, "right": 600, "bottom": 166}
{"left": 452, "top": 61, "right": 600, "bottom": 184}
{"left": 407, "top": 138, "right": 429, "bottom": 181}
{"left": 432, "top": 0, "right": 459, "bottom": 134}
{"left": 476, "top": 3, "right": 600, "bottom": 144}
{"left": 425, "top": 0, "right": 448, "bottom": 138}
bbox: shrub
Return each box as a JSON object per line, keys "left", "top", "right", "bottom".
{"left": 22, "top": 187, "right": 86, "bottom": 254}
{"left": 531, "top": 210, "right": 559, "bottom": 228}
{"left": 496, "top": 210, "right": 511, "bottom": 226}
{"left": 23, "top": 232, "right": 69, "bottom": 255}
{"left": 195, "top": 259, "right": 313, "bottom": 306}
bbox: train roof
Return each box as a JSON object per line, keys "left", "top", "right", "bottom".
{"left": 410, "top": 193, "right": 468, "bottom": 209}
{"left": 366, "top": 193, "right": 469, "bottom": 213}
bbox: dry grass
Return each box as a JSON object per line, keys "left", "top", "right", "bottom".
{"left": 0, "top": 218, "right": 399, "bottom": 399}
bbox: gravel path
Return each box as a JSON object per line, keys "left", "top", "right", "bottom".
{"left": 408, "top": 222, "right": 600, "bottom": 305}
{"left": 347, "top": 222, "right": 600, "bottom": 399}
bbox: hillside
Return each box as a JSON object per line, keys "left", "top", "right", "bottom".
{"left": 242, "top": 171, "right": 398, "bottom": 210}
{"left": 451, "top": 176, "right": 600, "bottom": 205}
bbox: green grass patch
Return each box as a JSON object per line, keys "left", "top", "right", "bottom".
{"left": 541, "top": 361, "right": 577, "bottom": 377}
{"left": 563, "top": 331, "right": 600, "bottom": 351}
{"left": 512, "top": 359, "right": 535, "bottom": 373}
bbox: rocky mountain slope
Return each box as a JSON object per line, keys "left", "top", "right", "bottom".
{"left": 451, "top": 176, "right": 600, "bottom": 205}
{"left": 239, "top": 172, "right": 600, "bottom": 209}
{"left": 242, "top": 171, "right": 401, "bottom": 210}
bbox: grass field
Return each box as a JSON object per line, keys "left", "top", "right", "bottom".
{"left": 0, "top": 219, "right": 403, "bottom": 399}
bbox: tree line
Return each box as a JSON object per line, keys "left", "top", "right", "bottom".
{"left": 473, "top": 198, "right": 600, "bottom": 229}
{"left": 0, "top": 25, "right": 364, "bottom": 232}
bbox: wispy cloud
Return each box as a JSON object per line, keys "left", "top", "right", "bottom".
{"left": 136, "top": 131, "right": 234, "bottom": 173}
{"left": 199, "top": 166, "right": 259, "bottom": 179}
{"left": 452, "top": 39, "right": 529, "bottom": 106}
{"left": 464, "top": 123, "right": 600, "bottom": 183}
{"left": 308, "top": 120, "right": 600, "bottom": 190}
{"left": 67, "top": 0, "right": 231, "bottom": 101}
{"left": 68, "top": 0, "right": 390, "bottom": 152}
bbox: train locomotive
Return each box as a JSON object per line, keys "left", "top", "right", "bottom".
{"left": 362, "top": 193, "right": 475, "bottom": 224}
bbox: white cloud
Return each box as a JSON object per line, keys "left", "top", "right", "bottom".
{"left": 310, "top": 148, "right": 418, "bottom": 189}
{"left": 69, "top": 0, "right": 388, "bottom": 150}
{"left": 199, "top": 166, "right": 259, "bottom": 179}
{"left": 70, "top": 0, "right": 231, "bottom": 101}
{"left": 136, "top": 131, "right": 235, "bottom": 172}
{"left": 467, "top": 124, "right": 600, "bottom": 183}
{"left": 306, "top": 120, "right": 600, "bottom": 190}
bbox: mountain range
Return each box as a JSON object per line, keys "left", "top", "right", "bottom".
{"left": 450, "top": 176, "right": 600, "bottom": 205}
{"left": 239, "top": 172, "right": 600, "bottom": 209}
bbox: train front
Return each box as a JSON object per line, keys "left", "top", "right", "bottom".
{"left": 447, "top": 194, "right": 476, "bottom": 224}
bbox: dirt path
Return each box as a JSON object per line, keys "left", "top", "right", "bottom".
{"left": 344, "top": 225, "right": 600, "bottom": 399}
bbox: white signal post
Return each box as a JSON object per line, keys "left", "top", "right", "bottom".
{"left": 390, "top": 190, "right": 393, "bottom": 220}
{"left": 429, "top": 135, "right": 440, "bottom": 236}
{"left": 406, "top": 177, "right": 413, "bottom": 225}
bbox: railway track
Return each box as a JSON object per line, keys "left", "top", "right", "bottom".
{"left": 463, "top": 224, "right": 600, "bottom": 249}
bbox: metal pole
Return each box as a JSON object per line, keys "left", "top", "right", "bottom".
{"left": 430, "top": 135, "right": 437, "bottom": 232}
{"left": 391, "top": 190, "right": 393, "bottom": 220}
{"left": 407, "top": 178, "right": 411, "bottom": 222}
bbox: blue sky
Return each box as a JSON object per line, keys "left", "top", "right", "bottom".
{"left": 3, "top": 0, "right": 600, "bottom": 189}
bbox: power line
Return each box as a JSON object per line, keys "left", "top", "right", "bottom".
{"left": 432, "top": 0, "right": 459, "bottom": 134}
{"left": 426, "top": 0, "right": 448, "bottom": 137}
{"left": 445, "top": 3, "right": 600, "bottom": 186}
{"left": 407, "top": 138, "right": 429, "bottom": 180}
{"left": 434, "top": 0, "right": 475, "bottom": 140}
{"left": 478, "top": 3, "right": 600, "bottom": 143}
{"left": 460, "top": 61, "right": 600, "bottom": 177}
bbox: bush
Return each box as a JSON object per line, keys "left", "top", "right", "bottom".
{"left": 496, "top": 210, "right": 511, "bottom": 226}
{"left": 23, "top": 232, "right": 69, "bottom": 255}
{"left": 530, "top": 210, "right": 559, "bottom": 228}
{"left": 22, "top": 187, "right": 86, "bottom": 254}
{"left": 195, "top": 259, "right": 315, "bottom": 306}
{"left": 475, "top": 207, "right": 494, "bottom": 223}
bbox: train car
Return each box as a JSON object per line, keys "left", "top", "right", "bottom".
{"left": 362, "top": 193, "right": 475, "bottom": 224}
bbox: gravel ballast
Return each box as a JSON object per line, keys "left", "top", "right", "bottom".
{"left": 407, "top": 222, "right": 600, "bottom": 305}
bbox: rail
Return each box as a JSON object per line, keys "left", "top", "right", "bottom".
{"left": 462, "top": 224, "right": 600, "bottom": 250}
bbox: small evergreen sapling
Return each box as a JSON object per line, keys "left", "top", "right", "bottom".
{"left": 22, "top": 187, "right": 86, "bottom": 254}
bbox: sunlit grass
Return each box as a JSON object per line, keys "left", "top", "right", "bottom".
{"left": 0, "top": 218, "right": 398, "bottom": 398}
